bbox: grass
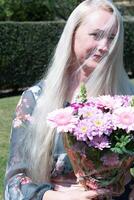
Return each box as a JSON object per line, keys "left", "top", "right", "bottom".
{"left": 131, "top": 79, "right": 134, "bottom": 86}
{"left": 0, "top": 95, "right": 20, "bottom": 199}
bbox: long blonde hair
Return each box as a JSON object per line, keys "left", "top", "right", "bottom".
{"left": 23, "top": 0, "right": 134, "bottom": 183}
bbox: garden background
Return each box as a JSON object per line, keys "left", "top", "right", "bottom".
{"left": 0, "top": 0, "right": 134, "bottom": 198}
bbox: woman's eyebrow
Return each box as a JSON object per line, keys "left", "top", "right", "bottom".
{"left": 93, "top": 29, "right": 116, "bottom": 36}
{"left": 91, "top": 29, "right": 101, "bottom": 32}
{"left": 91, "top": 29, "right": 105, "bottom": 35}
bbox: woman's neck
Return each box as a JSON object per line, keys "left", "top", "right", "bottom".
{"left": 66, "top": 59, "right": 93, "bottom": 102}
{"left": 66, "top": 71, "right": 87, "bottom": 103}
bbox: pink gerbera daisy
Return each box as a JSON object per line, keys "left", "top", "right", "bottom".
{"left": 112, "top": 107, "right": 134, "bottom": 132}
{"left": 47, "top": 107, "right": 78, "bottom": 132}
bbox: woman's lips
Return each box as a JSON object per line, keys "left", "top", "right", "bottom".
{"left": 93, "top": 54, "right": 102, "bottom": 61}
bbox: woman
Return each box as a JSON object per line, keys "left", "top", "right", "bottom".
{"left": 4, "top": 0, "right": 134, "bottom": 199}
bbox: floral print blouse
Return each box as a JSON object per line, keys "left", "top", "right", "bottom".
{"left": 4, "top": 81, "right": 134, "bottom": 200}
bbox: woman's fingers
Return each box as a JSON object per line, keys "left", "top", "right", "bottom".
{"left": 48, "top": 186, "right": 111, "bottom": 200}
{"left": 85, "top": 189, "right": 110, "bottom": 199}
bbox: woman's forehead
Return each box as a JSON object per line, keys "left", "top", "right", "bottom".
{"left": 81, "top": 9, "right": 117, "bottom": 32}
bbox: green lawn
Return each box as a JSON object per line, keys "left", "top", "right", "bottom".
{"left": 0, "top": 95, "right": 20, "bottom": 199}
{"left": 131, "top": 79, "right": 134, "bottom": 84}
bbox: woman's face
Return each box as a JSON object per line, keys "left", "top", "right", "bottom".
{"left": 73, "top": 9, "right": 117, "bottom": 75}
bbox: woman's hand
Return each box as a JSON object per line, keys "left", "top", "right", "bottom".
{"left": 43, "top": 188, "right": 110, "bottom": 200}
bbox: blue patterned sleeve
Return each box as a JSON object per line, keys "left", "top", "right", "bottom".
{"left": 4, "top": 84, "right": 54, "bottom": 200}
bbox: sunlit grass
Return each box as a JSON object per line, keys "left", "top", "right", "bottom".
{"left": 0, "top": 96, "right": 20, "bottom": 199}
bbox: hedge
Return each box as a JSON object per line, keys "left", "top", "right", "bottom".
{"left": 0, "top": 21, "right": 64, "bottom": 90}
{"left": 0, "top": 0, "right": 83, "bottom": 21}
{"left": 124, "top": 17, "right": 134, "bottom": 75}
{"left": 0, "top": 19, "right": 134, "bottom": 91}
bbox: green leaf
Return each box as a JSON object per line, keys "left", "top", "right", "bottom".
{"left": 130, "top": 168, "right": 134, "bottom": 177}
{"left": 99, "top": 169, "right": 119, "bottom": 187}
{"left": 111, "top": 134, "right": 134, "bottom": 155}
{"left": 131, "top": 96, "right": 134, "bottom": 107}
{"left": 122, "top": 148, "right": 134, "bottom": 155}
{"left": 111, "top": 147, "right": 124, "bottom": 154}
{"left": 78, "top": 83, "right": 87, "bottom": 103}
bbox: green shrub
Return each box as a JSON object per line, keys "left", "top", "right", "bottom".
{"left": 0, "top": 0, "right": 55, "bottom": 21}
{"left": 0, "top": 19, "right": 134, "bottom": 91}
{"left": 124, "top": 18, "right": 134, "bottom": 75}
{"left": 0, "top": 21, "right": 64, "bottom": 90}
{"left": 116, "top": 4, "right": 134, "bottom": 16}
{"left": 0, "top": 0, "right": 83, "bottom": 21}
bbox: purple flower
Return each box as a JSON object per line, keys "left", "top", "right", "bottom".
{"left": 71, "top": 142, "right": 86, "bottom": 155}
{"left": 101, "top": 153, "right": 120, "bottom": 166}
{"left": 73, "top": 119, "right": 91, "bottom": 141}
{"left": 88, "top": 112, "right": 113, "bottom": 137}
{"left": 90, "top": 135, "right": 111, "bottom": 150}
{"left": 73, "top": 108, "right": 113, "bottom": 143}
{"left": 78, "top": 105, "right": 101, "bottom": 119}
{"left": 114, "top": 95, "right": 132, "bottom": 107}
{"left": 47, "top": 94, "right": 134, "bottom": 154}
{"left": 70, "top": 103, "right": 84, "bottom": 112}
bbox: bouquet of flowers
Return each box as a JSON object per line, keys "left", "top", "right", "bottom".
{"left": 47, "top": 84, "right": 134, "bottom": 197}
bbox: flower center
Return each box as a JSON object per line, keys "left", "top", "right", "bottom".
{"left": 81, "top": 126, "right": 88, "bottom": 133}
{"left": 85, "top": 112, "right": 93, "bottom": 117}
{"left": 94, "top": 120, "right": 103, "bottom": 127}
{"left": 56, "top": 114, "right": 71, "bottom": 125}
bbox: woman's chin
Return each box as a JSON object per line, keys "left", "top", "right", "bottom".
{"left": 82, "top": 61, "right": 98, "bottom": 75}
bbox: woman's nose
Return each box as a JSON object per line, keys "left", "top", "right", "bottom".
{"left": 98, "top": 38, "right": 109, "bottom": 53}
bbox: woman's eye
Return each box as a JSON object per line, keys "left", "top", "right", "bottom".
{"left": 89, "top": 33, "right": 97, "bottom": 36}
{"left": 89, "top": 32, "right": 115, "bottom": 41}
{"left": 108, "top": 35, "right": 115, "bottom": 41}
{"left": 89, "top": 33, "right": 99, "bottom": 39}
